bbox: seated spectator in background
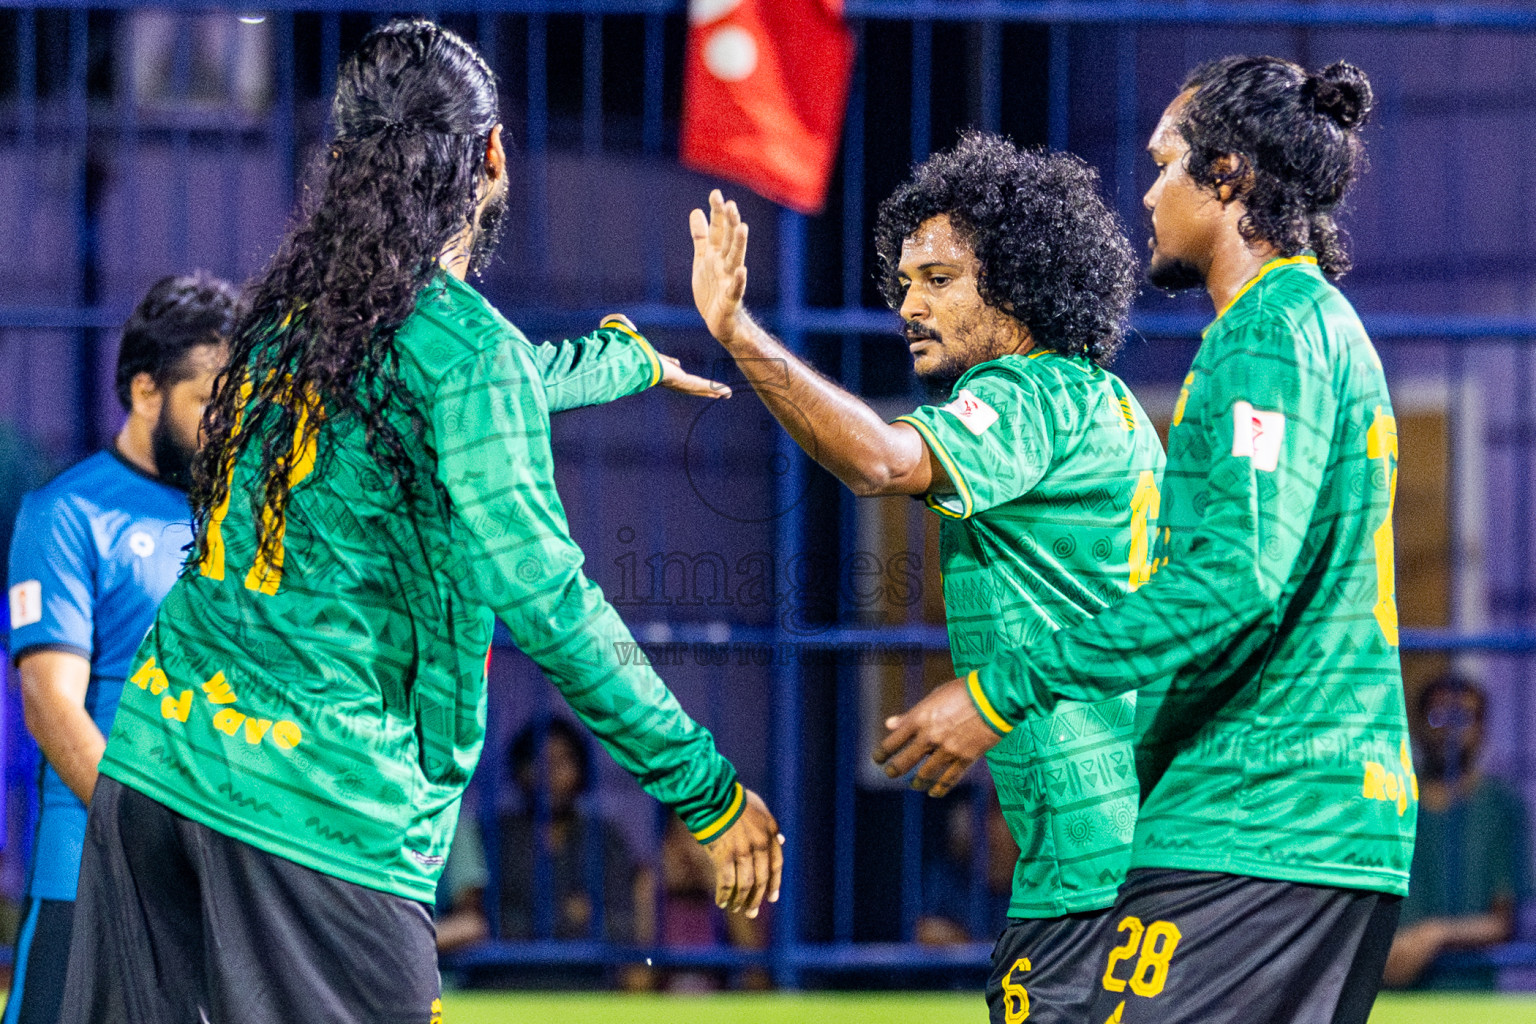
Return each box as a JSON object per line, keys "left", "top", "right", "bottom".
{"left": 499, "top": 716, "right": 647, "bottom": 946}
{"left": 915, "top": 790, "right": 1016, "bottom": 946}
{"left": 1385, "top": 675, "right": 1531, "bottom": 989}
{"left": 651, "top": 815, "right": 768, "bottom": 992}
{"left": 435, "top": 811, "right": 489, "bottom": 953}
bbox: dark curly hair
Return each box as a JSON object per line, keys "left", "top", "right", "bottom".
{"left": 1179, "top": 56, "right": 1373, "bottom": 280}
{"left": 191, "top": 19, "right": 499, "bottom": 573}
{"left": 875, "top": 131, "right": 1137, "bottom": 367}
{"left": 116, "top": 272, "right": 240, "bottom": 410}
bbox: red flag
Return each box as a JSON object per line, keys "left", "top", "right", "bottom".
{"left": 680, "top": 0, "right": 856, "bottom": 214}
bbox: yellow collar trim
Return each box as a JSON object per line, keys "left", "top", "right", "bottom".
{"left": 1209, "top": 254, "right": 1318, "bottom": 329}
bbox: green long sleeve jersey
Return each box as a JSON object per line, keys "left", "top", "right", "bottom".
{"left": 897, "top": 351, "right": 1165, "bottom": 917}
{"left": 101, "top": 274, "right": 745, "bottom": 902}
{"left": 969, "top": 256, "right": 1415, "bottom": 896}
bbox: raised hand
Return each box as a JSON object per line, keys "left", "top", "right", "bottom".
{"left": 874, "top": 675, "right": 1002, "bottom": 798}
{"left": 702, "top": 786, "right": 784, "bottom": 918}
{"left": 690, "top": 189, "right": 749, "bottom": 346}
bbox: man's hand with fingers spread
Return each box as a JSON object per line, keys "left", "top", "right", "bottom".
{"left": 874, "top": 675, "right": 1002, "bottom": 797}
{"left": 691, "top": 189, "right": 750, "bottom": 346}
{"left": 703, "top": 787, "right": 784, "bottom": 918}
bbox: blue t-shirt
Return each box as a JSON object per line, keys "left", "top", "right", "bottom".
{"left": 6, "top": 449, "right": 191, "bottom": 899}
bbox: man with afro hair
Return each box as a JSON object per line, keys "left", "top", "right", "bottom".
{"left": 881, "top": 58, "right": 1410, "bottom": 1024}
{"left": 690, "top": 132, "right": 1165, "bottom": 1023}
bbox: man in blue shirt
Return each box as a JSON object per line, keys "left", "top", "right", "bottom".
{"left": 4, "top": 273, "right": 237, "bottom": 1024}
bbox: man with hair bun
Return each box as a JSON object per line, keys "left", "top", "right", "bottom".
{"left": 60, "top": 19, "right": 781, "bottom": 1023}
{"left": 879, "top": 58, "right": 1412, "bottom": 1023}
{"left": 691, "top": 131, "right": 1165, "bottom": 1022}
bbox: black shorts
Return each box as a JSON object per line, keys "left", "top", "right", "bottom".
{"left": 3, "top": 897, "right": 76, "bottom": 1024}
{"left": 1085, "top": 869, "right": 1401, "bottom": 1024}
{"left": 986, "top": 908, "right": 1119, "bottom": 1024}
{"left": 60, "top": 777, "right": 442, "bottom": 1024}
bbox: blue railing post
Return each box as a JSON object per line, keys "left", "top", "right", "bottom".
{"left": 771, "top": 207, "right": 809, "bottom": 989}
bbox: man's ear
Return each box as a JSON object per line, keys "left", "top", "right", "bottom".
{"left": 129, "top": 371, "right": 164, "bottom": 422}
{"left": 485, "top": 124, "right": 505, "bottom": 183}
{"left": 1211, "top": 153, "right": 1251, "bottom": 205}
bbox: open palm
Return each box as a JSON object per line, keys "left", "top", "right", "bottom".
{"left": 691, "top": 189, "right": 749, "bottom": 345}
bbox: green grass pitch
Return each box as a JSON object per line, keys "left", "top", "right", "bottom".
{"left": 442, "top": 992, "right": 1536, "bottom": 1023}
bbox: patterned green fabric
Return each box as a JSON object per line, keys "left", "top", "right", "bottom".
{"left": 896, "top": 350, "right": 1165, "bottom": 918}
{"left": 974, "top": 257, "right": 1415, "bottom": 896}
{"left": 101, "top": 273, "right": 743, "bottom": 903}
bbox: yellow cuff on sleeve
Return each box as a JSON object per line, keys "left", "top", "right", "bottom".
{"left": 600, "top": 314, "right": 664, "bottom": 387}
{"left": 690, "top": 781, "right": 745, "bottom": 843}
{"left": 966, "top": 669, "right": 1013, "bottom": 735}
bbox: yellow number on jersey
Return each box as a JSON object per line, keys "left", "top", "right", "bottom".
{"left": 199, "top": 382, "right": 254, "bottom": 583}
{"left": 1101, "top": 915, "right": 1182, "bottom": 999}
{"left": 199, "top": 380, "right": 321, "bottom": 597}
{"left": 1171, "top": 372, "right": 1195, "bottom": 427}
{"left": 1128, "top": 921, "right": 1181, "bottom": 998}
{"left": 1000, "top": 957, "right": 1031, "bottom": 1023}
{"left": 1100, "top": 916, "right": 1144, "bottom": 993}
{"left": 244, "top": 399, "right": 320, "bottom": 595}
{"left": 1127, "top": 471, "right": 1161, "bottom": 591}
{"left": 1365, "top": 406, "right": 1399, "bottom": 646}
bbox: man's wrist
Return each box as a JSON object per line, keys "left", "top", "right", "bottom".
{"left": 719, "top": 309, "right": 768, "bottom": 355}
{"left": 965, "top": 669, "right": 1015, "bottom": 737}
{"left": 690, "top": 780, "right": 746, "bottom": 843}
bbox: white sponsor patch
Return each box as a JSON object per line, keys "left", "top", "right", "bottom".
{"left": 1231, "top": 401, "right": 1286, "bottom": 472}
{"left": 129, "top": 530, "right": 156, "bottom": 558}
{"left": 9, "top": 579, "right": 42, "bottom": 628}
{"left": 941, "top": 389, "right": 1000, "bottom": 436}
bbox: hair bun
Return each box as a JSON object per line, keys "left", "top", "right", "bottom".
{"left": 1310, "top": 61, "right": 1373, "bottom": 130}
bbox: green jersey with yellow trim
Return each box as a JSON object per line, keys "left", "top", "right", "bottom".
{"left": 100, "top": 273, "right": 745, "bottom": 903}
{"left": 895, "top": 350, "right": 1165, "bottom": 918}
{"left": 969, "top": 256, "right": 1415, "bottom": 896}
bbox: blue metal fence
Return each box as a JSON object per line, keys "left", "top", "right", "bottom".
{"left": 3, "top": 0, "right": 1536, "bottom": 989}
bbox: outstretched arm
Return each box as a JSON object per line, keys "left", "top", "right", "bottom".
{"left": 432, "top": 338, "right": 778, "bottom": 915}
{"left": 877, "top": 317, "right": 1345, "bottom": 796}
{"left": 690, "top": 190, "right": 948, "bottom": 498}
{"left": 531, "top": 313, "right": 731, "bottom": 414}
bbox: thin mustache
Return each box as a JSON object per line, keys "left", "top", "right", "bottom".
{"left": 904, "top": 324, "right": 940, "bottom": 342}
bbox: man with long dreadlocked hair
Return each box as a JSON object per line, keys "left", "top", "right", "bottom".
{"left": 59, "top": 20, "right": 781, "bottom": 1023}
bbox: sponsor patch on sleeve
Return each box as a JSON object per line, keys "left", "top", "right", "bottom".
{"left": 8, "top": 579, "right": 42, "bottom": 628}
{"left": 1231, "top": 401, "right": 1286, "bottom": 472}
{"left": 940, "top": 389, "right": 1000, "bottom": 436}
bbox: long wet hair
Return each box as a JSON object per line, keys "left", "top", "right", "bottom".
{"left": 1179, "top": 56, "right": 1374, "bottom": 280}
{"left": 190, "top": 19, "right": 498, "bottom": 571}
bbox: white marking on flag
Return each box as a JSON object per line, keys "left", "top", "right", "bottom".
{"left": 941, "top": 389, "right": 1000, "bottom": 436}
{"left": 1232, "top": 401, "right": 1286, "bottom": 472}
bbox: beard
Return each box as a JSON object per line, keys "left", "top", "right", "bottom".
{"left": 906, "top": 322, "right": 963, "bottom": 387}
{"left": 1421, "top": 741, "right": 1476, "bottom": 782}
{"left": 151, "top": 414, "right": 197, "bottom": 491}
{"left": 908, "top": 313, "right": 1018, "bottom": 390}
{"left": 915, "top": 346, "right": 970, "bottom": 392}
{"left": 1146, "top": 244, "right": 1206, "bottom": 293}
{"left": 468, "top": 176, "right": 510, "bottom": 277}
